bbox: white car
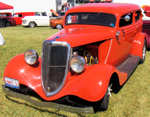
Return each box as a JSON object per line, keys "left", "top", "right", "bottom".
{"left": 22, "top": 12, "right": 50, "bottom": 28}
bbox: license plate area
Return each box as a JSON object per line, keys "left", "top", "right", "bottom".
{"left": 5, "top": 77, "right": 19, "bottom": 89}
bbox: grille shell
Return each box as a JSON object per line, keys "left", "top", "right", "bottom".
{"left": 42, "top": 40, "right": 71, "bottom": 97}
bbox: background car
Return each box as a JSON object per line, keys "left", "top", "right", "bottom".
{"left": 22, "top": 12, "right": 50, "bottom": 28}
{"left": 13, "top": 12, "right": 35, "bottom": 25}
{"left": 50, "top": 16, "right": 64, "bottom": 29}
{"left": 0, "top": 12, "right": 15, "bottom": 27}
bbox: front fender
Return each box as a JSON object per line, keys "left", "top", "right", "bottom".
{"left": 4, "top": 54, "right": 126, "bottom": 102}
{"left": 3, "top": 54, "right": 43, "bottom": 95}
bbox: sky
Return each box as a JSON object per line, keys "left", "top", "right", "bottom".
{"left": 0, "top": 0, "right": 150, "bottom": 13}
{"left": 0, "top": 0, "right": 55, "bottom": 13}
{"left": 113, "top": 0, "right": 150, "bottom": 7}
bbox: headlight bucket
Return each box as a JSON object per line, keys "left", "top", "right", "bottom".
{"left": 24, "top": 49, "right": 39, "bottom": 65}
{"left": 70, "top": 56, "right": 85, "bottom": 74}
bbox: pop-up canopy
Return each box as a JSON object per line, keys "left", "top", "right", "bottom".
{"left": 0, "top": 2, "right": 13, "bottom": 10}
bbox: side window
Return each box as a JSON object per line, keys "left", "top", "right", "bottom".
{"left": 18, "top": 14, "right": 22, "bottom": 17}
{"left": 119, "top": 13, "right": 133, "bottom": 27}
{"left": 135, "top": 10, "right": 141, "bottom": 22}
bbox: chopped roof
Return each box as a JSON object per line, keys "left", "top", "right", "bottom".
{"left": 67, "top": 3, "right": 140, "bottom": 16}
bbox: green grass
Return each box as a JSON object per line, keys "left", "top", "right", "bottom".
{"left": 0, "top": 26, "right": 150, "bottom": 117}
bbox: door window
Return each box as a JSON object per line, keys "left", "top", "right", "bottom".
{"left": 135, "top": 10, "right": 142, "bottom": 22}
{"left": 119, "top": 13, "right": 133, "bottom": 27}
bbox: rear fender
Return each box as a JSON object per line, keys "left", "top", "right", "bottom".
{"left": 145, "top": 33, "right": 150, "bottom": 49}
{"left": 130, "top": 32, "right": 146, "bottom": 59}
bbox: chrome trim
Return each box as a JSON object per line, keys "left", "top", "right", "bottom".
{"left": 41, "top": 40, "right": 71, "bottom": 97}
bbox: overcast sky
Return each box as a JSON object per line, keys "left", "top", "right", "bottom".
{"left": 0, "top": 0, "right": 52, "bottom": 12}
{"left": 0, "top": 0, "right": 150, "bottom": 13}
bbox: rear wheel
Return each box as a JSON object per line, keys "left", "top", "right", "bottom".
{"left": 56, "top": 24, "right": 62, "bottom": 30}
{"left": 29, "top": 22, "right": 36, "bottom": 28}
{"left": 140, "top": 40, "right": 146, "bottom": 64}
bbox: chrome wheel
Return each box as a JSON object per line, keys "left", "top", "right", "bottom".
{"left": 29, "top": 22, "right": 36, "bottom": 28}
{"left": 140, "top": 41, "right": 146, "bottom": 64}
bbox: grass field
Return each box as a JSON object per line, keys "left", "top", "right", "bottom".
{"left": 0, "top": 26, "right": 150, "bottom": 117}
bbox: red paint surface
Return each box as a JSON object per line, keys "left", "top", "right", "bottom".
{"left": 13, "top": 12, "right": 35, "bottom": 25}
{"left": 4, "top": 3, "right": 146, "bottom": 102}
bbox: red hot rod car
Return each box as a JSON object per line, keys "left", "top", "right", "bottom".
{"left": 3, "top": 3, "right": 147, "bottom": 113}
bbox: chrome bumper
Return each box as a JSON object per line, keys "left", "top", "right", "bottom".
{"left": 2, "top": 85, "right": 94, "bottom": 114}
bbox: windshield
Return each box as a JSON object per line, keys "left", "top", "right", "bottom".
{"left": 65, "top": 12, "right": 116, "bottom": 27}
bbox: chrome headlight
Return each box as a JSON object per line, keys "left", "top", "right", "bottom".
{"left": 24, "top": 49, "right": 38, "bottom": 65}
{"left": 70, "top": 56, "right": 85, "bottom": 73}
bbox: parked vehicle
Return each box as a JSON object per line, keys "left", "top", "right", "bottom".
{"left": 50, "top": 16, "right": 64, "bottom": 29}
{"left": 0, "top": 12, "right": 15, "bottom": 27}
{"left": 3, "top": 3, "right": 147, "bottom": 113}
{"left": 22, "top": 12, "right": 50, "bottom": 28}
{"left": 142, "top": 5, "right": 150, "bottom": 49}
{"left": 13, "top": 12, "right": 35, "bottom": 25}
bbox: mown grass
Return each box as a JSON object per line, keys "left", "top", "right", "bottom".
{"left": 0, "top": 26, "right": 150, "bottom": 117}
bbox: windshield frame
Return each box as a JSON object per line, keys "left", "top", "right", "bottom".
{"left": 65, "top": 12, "right": 116, "bottom": 28}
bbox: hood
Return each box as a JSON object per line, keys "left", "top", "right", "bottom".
{"left": 48, "top": 26, "right": 115, "bottom": 47}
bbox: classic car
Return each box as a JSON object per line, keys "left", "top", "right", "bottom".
{"left": 50, "top": 16, "right": 64, "bottom": 29}
{"left": 3, "top": 3, "right": 147, "bottom": 113}
{"left": 22, "top": 12, "right": 50, "bottom": 28}
{"left": 13, "top": 12, "right": 35, "bottom": 25}
{"left": 0, "top": 12, "right": 16, "bottom": 27}
{"left": 142, "top": 5, "right": 150, "bottom": 49}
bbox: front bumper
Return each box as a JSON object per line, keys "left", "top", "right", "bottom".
{"left": 2, "top": 85, "right": 94, "bottom": 114}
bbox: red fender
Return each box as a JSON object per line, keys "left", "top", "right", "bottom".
{"left": 130, "top": 32, "right": 146, "bottom": 59}
{"left": 4, "top": 54, "right": 127, "bottom": 102}
{"left": 145, "top": 33, "right": 150, "bottom": 49}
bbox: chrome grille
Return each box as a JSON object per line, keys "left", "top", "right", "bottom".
{"left": 42, "top": 40, "right": 70, "bottom": 97}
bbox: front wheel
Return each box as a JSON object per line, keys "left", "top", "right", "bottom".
{"left": 56, "top": 24, "right": 63, "bottom": 30}
{"left": 93, "top": 87, "right": 110, "bottom": 112}
{"left": 29, "top": 22, "right": 36, "bottom": 28}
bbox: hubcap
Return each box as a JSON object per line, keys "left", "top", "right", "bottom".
{"left": 142, "top": 44, "right": 146, "bottom": 60}
{"left": 108, "top": 84, "right": 112, "bottom": 97}
{"left": 30, "top": 23, "right": 35, "bottom": 28}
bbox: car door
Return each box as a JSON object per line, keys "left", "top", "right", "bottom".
{"left": 36, "top": 12, "right": 49, "bottom": 26}
{"left": 106, "top": 13, "right": 134, "bottom": 66}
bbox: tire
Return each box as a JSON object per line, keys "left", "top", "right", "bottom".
{"left": 93, "top": 88, "right": 110, "bottom": 112}
{"left": 56, "top": 24, "right": 62, "bottom": 30}
{"left": 29, "top": 22, "right": 36, "bottom": 28}
{"left": 140, "top": 40, "right": 146, "bottom": 64}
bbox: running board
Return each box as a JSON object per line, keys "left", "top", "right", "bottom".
{"left": 117, "top": 56, "right": 140, "bottom": 78}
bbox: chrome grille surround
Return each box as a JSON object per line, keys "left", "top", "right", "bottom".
{"left": 42, "top": 40, "right": 71, "bottom": 97}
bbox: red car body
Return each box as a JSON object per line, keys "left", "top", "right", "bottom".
{"left": 13, "top": 12, "right": 35, "bottom": 25}
{"left": 3, "top": 3, "right": 147, "bottom": 113}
